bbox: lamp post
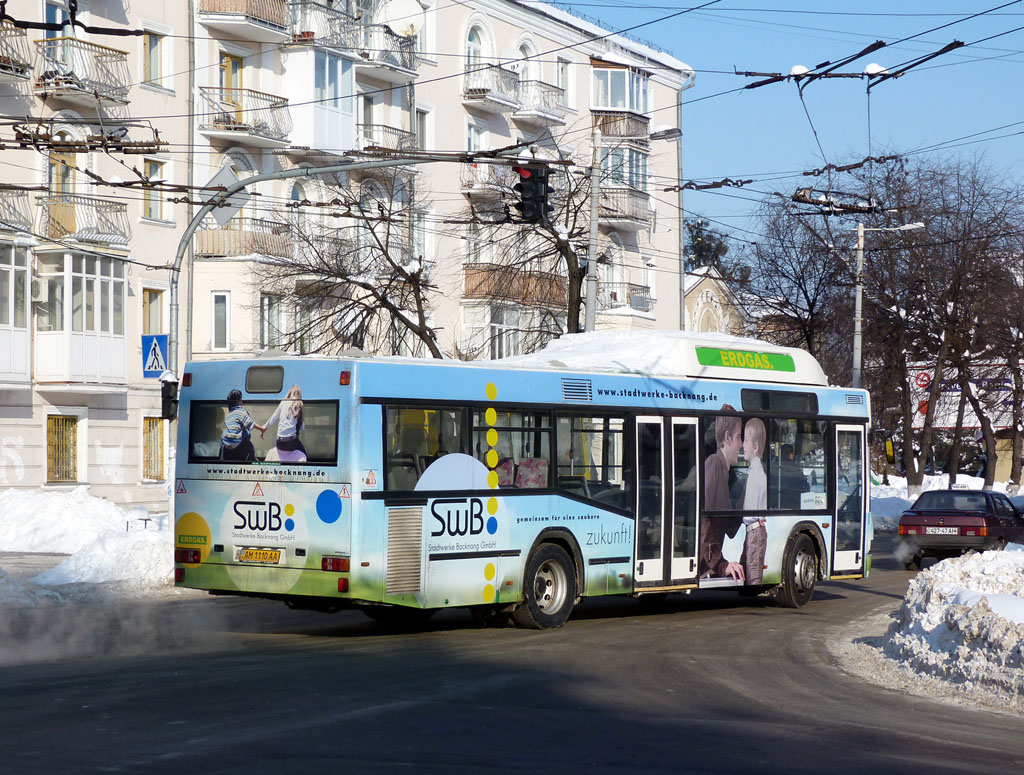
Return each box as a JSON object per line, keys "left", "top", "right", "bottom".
{"left": 851, "top": 221, "right": 925, "bottom": 388}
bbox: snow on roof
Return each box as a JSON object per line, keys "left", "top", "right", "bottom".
{"left": 498, "top": 330, "right": 828, "bottom": 385}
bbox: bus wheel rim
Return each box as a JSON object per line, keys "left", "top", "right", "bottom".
{"left": 794, "top": 548, "right": 815, "bottom": 593}
{"left": 535, "top": 560, "right": 567, "bottom": 613}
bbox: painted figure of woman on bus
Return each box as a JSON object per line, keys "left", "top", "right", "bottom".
{"left": 739, "top": 417, "right": 767, "bottom": 585}
{"left": 256, "top": 384, "right": 307, "bottom": 463}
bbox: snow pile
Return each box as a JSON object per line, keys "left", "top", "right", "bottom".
{"left": 0, "top": 486, "right": 173, "bottom": 597}
{"left": 884, "top": 546, "right": 1024, "bottom": 705}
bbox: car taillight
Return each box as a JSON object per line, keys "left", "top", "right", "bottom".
{"left": 321, "top": 556, "right": 350, "bottom": 572}
{"left": 175, "top": 548, "right": 201, "bottom": 563}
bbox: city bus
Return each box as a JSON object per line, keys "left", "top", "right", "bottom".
{"left": 173, "top": 332, "right": 871, "bottom": 629}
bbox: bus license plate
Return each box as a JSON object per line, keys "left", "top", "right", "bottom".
{"left": 238, "top": 548, "right": 282, "bottom": 564}
{"left": 925, "top": 527, "right": 958, "bottom": 535}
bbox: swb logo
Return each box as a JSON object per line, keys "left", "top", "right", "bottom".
{"left": 430, "top": 497, "right": 485, "bottom": 537}
{"left": 233, "top": 500, "right": 282, "bottom": 531}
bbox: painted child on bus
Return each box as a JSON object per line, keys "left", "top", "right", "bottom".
{"left": 219, "top": 389, "right": 256, "bottom": 462}
{"left": 739, "top": 417, "right": 767, "bottom": 585}
{"left": 699, "top": 407, "right": 745, "bottom": 583}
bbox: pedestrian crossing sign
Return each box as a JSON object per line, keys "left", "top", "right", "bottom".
{"left": 142, "top": 334, "right": 169, "bottom": 378}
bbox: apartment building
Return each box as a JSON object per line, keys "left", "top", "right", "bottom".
{"left": 0, "top": 0, "right": 741, "bottom": 507}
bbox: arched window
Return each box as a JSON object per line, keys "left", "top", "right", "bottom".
{"left": 466, "top": 27, "right": 483, "bottom": 68}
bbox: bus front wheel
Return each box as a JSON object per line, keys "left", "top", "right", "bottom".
{"left": 773, "top": 533, "right": 817, "bottom": 608}
{"left": 512, "top": 544, "right": 577, "bottom": 629}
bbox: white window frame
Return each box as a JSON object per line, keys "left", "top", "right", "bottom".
{"left": 211, "top": 291, "right": 230, "bottom": 351}
{"left": 141, "top": 284, "right": 168, "bottom": 336}
{"left": 592, "top": 66, "right": 650, "bottom": 113}
{"left": 141, "top": 157, "right": 167, "bottom": 222}
{"left": 140, "top": 20, "right": 173, "bottom": 92}
{"left": 556, "top": 56, "right": 573, "bottom": 109}
{"left": 260, "top": 292, "right": 284, "bottom": 350}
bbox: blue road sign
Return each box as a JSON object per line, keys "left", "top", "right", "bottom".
{"left": 142, "top": 334, "right": 169, "bottom": 378}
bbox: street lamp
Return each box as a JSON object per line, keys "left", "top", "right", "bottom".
{"left": 851, "top": 221, "right": 925, "bottom": 388}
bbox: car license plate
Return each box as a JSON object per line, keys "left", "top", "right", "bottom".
{"left": 925, "top": 526, "right": 958, "bottom": 535}
{"left": 238, "top": 548, "right": 281, "bottom": 564}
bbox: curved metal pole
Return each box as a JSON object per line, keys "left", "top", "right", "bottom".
{"left": 168, "top": 157, "right": 426, "bottom": 371}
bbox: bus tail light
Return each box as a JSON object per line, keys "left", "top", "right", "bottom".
{"left": 175, "top": 548, "right": 201, "bottom": 563}
{"left": 338, "top": 578, "right": 349, "bottom": 593}
{"left": 175, "top": 568, "right": 185, "bottom": 583}
{"left": 182, "top": 372, "right": 192, "bottom": 387}
{"left": 339, "top": 370, "right": 351, "bottom": 386}
{"left": 322, "top": 556, "right": 350, "bottom": 572}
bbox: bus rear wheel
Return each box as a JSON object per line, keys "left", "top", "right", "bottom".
{"left": 773, "top": 533, "right": 817, "bottom": 608}
{"left": 512, "top": 544, "right": 577, "bottom": 629}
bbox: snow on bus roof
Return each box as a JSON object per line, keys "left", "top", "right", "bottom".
{"left": 494, "top": 331, "right": 829, "bottom": 386}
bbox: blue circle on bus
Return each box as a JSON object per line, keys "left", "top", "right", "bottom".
{"left": 486, "top": 517, "right": 497, "bottom": 535}
{"left": 317, "top": 489, "right": 342, "bottom": 524}
{"left": 285, "top": 518, "right": 295, "bottom": 531}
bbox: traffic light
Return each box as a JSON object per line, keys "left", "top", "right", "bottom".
{"left": 513, "top": 165, "right": 554, "bottom": 224}
{"left": 161, "top": 377, "right": 179, "bottom": 421}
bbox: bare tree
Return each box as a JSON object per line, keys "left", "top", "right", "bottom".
{"left": 251, "top": 169, "right": 444, "bottom": 358}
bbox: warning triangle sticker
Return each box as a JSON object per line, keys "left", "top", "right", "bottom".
{"left": 339, "top": 484, "right": 351, "bottom": 499}
{"left": 176, "top": 480, "right": 187, "bottom": 494}
{"left": 252, "top": 482, "right": 264, "bottom": 497}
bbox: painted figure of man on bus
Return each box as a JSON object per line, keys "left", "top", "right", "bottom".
{"left": 219, "top": 389, "right": 256, "bottom": 462}
{"left": 699, "top": 406, "right": 745, "bottom": 583}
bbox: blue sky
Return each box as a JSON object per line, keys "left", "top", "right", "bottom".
{"left": 558, "top": 1, "right": 1024, "bottom": 244}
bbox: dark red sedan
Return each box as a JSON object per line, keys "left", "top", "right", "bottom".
{"left": 897, "top": 489, "right": 1024, "bottom": 570}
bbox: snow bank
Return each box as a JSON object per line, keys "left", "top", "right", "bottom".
{"left": 0, "top": 487, "right": 172, "bottom": 593}
{"left": 885, "top": 546, "right": 1024, "bottom": 701}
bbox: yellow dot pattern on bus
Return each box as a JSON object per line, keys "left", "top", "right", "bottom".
{"left": 175, "top": 511, "right": 212, "bottom": 565}
{"left": 483, "top": 382, "right": 500, "bottom": 603}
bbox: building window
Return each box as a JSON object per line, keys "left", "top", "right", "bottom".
{"left": 143, "top": 417, "right": 164, "bottom": 480}
{"left": 557, "top": 57, "right": 571, "bottom": 106}
{"left": 466, "top": 121, "right": 486, "bottom": 153}
{"left": 296, "top": 303, "right": 313, "bottom": 354}
{"left": 0, "top": 245, "right": 28, "bottom": 330}
{"left": 44, "top": 2, "right": 68, "bottom": 40}
{"left": 261, "top": 293, "right": 283, "bottom": 349}
{"left": 602, "top": 146, "right": 648, "bottom": 190}
{"left": 490, "top": 305, "right": 520, "bottom": 359}
{"left": 70, "top": 256, "right": 125, "bottom": 335}
{"left": 466, "top": 26, "right": 484, "bottom": 67}
{"left": 143, "top": 159, "right": 164, "bottom": 220}
{"left": 212, "top": 292, "right": 229, "bottom": 350}
{"left": 416, "top": 107, "right": 429, "bottom": 150}
{"left": 47, "top": 415, "right": 77, "bottom": 483}
{"left": 143, "top": 31, "right": 163, "bottom": 87}
{"left": 143, "top": 288, "right": 163, "bottom": 335}
{"left": 593, "top": 67, "right": 649, "bottom": 113}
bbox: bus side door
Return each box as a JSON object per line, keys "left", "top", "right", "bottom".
{"left": 833, "top": 425, "right": 865, "bottom": 575}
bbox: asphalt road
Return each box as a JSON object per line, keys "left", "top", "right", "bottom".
{"left": 1, "top": 535, "right": 1022, "bottom": 774}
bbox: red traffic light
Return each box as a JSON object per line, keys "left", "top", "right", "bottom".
{"left": 513, "top": 166, "right": 533, "bottom": 179}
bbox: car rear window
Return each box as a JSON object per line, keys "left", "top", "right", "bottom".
{"left": 912, "top": 491, "right": 986, "bottom": 511}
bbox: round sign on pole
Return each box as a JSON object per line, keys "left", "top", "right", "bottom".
{"left": 915, "top": 371, "right": 931, "bottom": 389}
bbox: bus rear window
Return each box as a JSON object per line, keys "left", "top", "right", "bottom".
{"left": 246, "top": 366, "right": 284, "bottom": 394}
{"left": 188, "top": 400, "right": 338, "bottom": 464}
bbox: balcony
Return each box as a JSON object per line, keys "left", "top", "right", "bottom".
{"left": 357, "top": 123, "right": 415, "bottom": 151}
{"left": 464, "top": 263, "right": 567, "bottom": 308}
{"left": 0, "top": 190, "right": 32, "bottom": 234}
{"left": 37, "top": 195, "right": 130, "bottom": 245}
{"left": 198, "top": 0, "right": 291, "bottom": 43}
{"left": 288, "top": 0, "right": 355, "bottom": 48}
{"left": 198, "top": 86, "right": 292, "bottom": 148}
{"left": 354, "top": 24, "right": 417, "bottom": 82}
{"left": 293, "top": 231, "right": 357, "bottom": 263}
{"left": 598, "top": 282, "right": 652, "bottom": 313}
{"left": 460, "top": 163, "right": 514, "bottom": 198}
{"left": 599, "top": 187, "right": 652, "bottom": 232}
{"left": 592, "top": 110, "right": 650, "bottom": 142}
{"left": 195, "top": 218, "right": 292, "bottom": 258}
{"left": 463, "top": 64, "right": 520, "bottom": 113}
{"left": 0, "top": 23, "right": 31, "bottom": 82}
{"left": 33, "top": 38, "right": 130, "bottom": 106}
{"left": 513, "top": 81, "right": 568, "bottom": 127}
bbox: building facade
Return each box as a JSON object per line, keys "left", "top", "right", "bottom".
{"left": 0, "top": 0, "right": 742, "bottom": 508}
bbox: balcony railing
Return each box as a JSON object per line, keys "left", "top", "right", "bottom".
{"left": 37, "top": 194, "right": 130, "bottom": 245}
{"left": 199, "top": 0, "right": 289, "bottom": 29}
{"left": 464, "top": 64, "right": 520, "bottom": 107}
{"left": 196, "top": 218, "right": 292, "bottom": 258}
{"left": 592, "top": 109, "right": 650, "bottom": 141}
{"left": 293, "top": 231, "right": 357, "bottom": 262}
{"left": 33, "top": 38, "right": 130, "bottom": 104}
{"left": 514, "top": 80, "right": 568, "bottom": 122}
{"left": 464, "top": 263, "right": 567, "bottom": 308}
{"left": 0, "top": 190, "right": 32, "bottom": 233}
{"left": 358, "top": 123, "right": 416, "bottom": 150}
{"left": 599, "top": 187, "right": 652, "bottom": 225}
{"left": 0, "top": 23, "right": 31, "bottom": 81}
{"left": 460, "top": 163, "right": 515, "bottom": 194}
{"left": 356, "top": 24, "right": 416, "bottom": 72}
{"left": 198, "top": 86, "right": 292, "bottom": 142}
{"left": 288, "top": 0, "right": 355, "bottom": 47}
{"left": 598, "top": 281, "right": 652, "bottom": 313}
